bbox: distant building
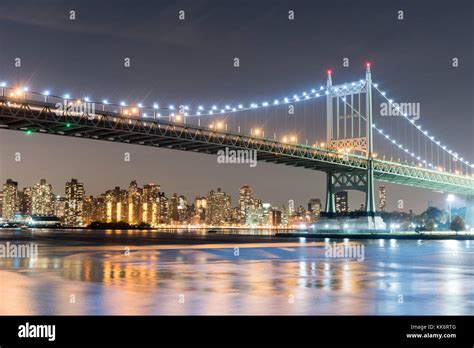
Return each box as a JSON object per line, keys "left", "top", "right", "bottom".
{"left": 32, "top": 179, "right": 54, "bottom": 216}
{"left": 308, "top": 198, "right": 322, "bottom": 222}
{"left": 378, "top": 186, "right": 386, "bottom": 212}
{"left": 159, "top": 192, "right": 170, "bottom": 224}
{"left": 239, "top": 185, "right": 252, "bottom": 223}
{"left": 142, "top": 183, "right": 160, "bottom": 226}
{"left": 194, "top": 196, "right": 207, "bottom": 223}
{"left": 54, "top": 196, "right": 66, "bottom": 220}
{"left": 105, "top": 186, "right": 127, "bottom": 222}
{"left": 206, "top": 188, "right": 231, "bottom": 226}
{"left": 271, "top": 209, "right": 282, "bottom": 226}
{"left": 65, "top": 178, "right": 84, "bottom": 226}
{"left": 2, "top": 179, "right": 18, "bottom": 220}
{"left": 335, "top": 191, "right": 348, "bottom": 213}
{"left": 127, "top": 180, "right": 142, "bottom": 224}
{"left": 19, "top": 187, "right": 33, "bottom": 215}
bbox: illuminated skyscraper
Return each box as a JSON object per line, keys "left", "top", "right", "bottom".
{"left": 239, "top": 185, "right": 252, "bottom": 223}
{"left": 194, "top": 196, "right": 207, "bottom": 223}
{"left": 378, "top": 186, "right": 387, "bottom": 212}
{"left": 159, "top": 192, "right": 170, "bottom": 224}
{"left": 65, "top": 178, "right": 84, "bottom": 226}
{"left": 2, "top": 179, "right": 18, "bottom": 220}
{"left": 105, "top": 186, "right": 127, "bottom": 222}
{"left": 335, "top": 191, "right": 348, "bottom": 213}
{"left": 177, "top": 195, "right": 188, "bottom": 223}
{"left": 54, "top": 196, "right": 66, "bottom": 220}
{"left": 82, "top": 195, "right": 95, "bottom": 226}
{"left": 308, "top": 198, "right": 322, "bottom": 222}
{"left": 206, "top": 188, "right": 231, "bottom": 226}
{"left": 32, "top": 179, "right": 54, "bottom": 216}
{"left": 127, "top": 180, "right": 142, "bottom": 224}
{"left": 142, "top": 183, "right": 160, "bottom": 226}
{"left": 20, "top": 187, "right": 33, "bottom": 215}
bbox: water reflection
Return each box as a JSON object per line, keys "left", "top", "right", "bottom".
{"left": 0, "top": 231, "right": 472, "bottom": 315}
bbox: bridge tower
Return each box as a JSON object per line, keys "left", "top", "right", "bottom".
{"left": 322, "top": 65, "right": 385, "bottom": 230}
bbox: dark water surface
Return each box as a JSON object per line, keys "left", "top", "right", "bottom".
{"left": 0, "top": 229, "right": 472, "bottom": 315}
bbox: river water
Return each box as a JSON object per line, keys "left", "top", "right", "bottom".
{"left": 0, "top": 229, "right": 472, "bottom": 315}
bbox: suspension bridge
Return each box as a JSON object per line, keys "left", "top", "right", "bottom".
{"left": 0, "top": 64, "right": 473, "bottom": 229}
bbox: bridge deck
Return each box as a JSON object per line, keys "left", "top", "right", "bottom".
{"left": 1, "top": 98, "right": 473, "bottom": 195}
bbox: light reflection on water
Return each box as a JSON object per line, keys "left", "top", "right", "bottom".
{"left": 0, "top": 230, "right": 473, "bottom": 315}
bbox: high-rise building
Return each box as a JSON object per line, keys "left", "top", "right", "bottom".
{"left": 177, "top": 195, "right": 188, "bottom": 223}
{"left": 19, "top": 187, "right": 33, "bottom": 215}
{"left": 54, "top": 196, "right": 66, "bottom": 220}
{"left": 159, "top": 192, "right": 170, "bottom": 224}
{"left": 206, "top": 188, "right": 231, "bottom": 226}
{"left": 169, "top": 193, "right": 180, "bottom": 222}
{"left": 127, "top": 180, "right": 142, "bottom": 224}
{"left": 105, "top": 186, "right": 127, "bottom": 222}
{"left": 238, "top": 185, "right": 252, "bottom": 223}
{"left": 142, "top": 183, "right": 160, "bottom": 226}
{"left": 194, "top": 197, "right": 207, "bottom": 223}
{"left": 65, "top": 178, "right": 84, "bottom": 226}
{"left": 0, "top": 191, "right": 3, "bottom": 217}
{"left": 378, "top": 186, "right": 387, "bottom": 212}
{"left": 335, "top": 191, "right": 348, "bottom": 213}
{"left": 32, "top": 179, "right": 54, "bottom": 215}
{"left": 2, "top": 179, "right": 18, "bottom": 220}
{"left": 82, "top": 195, "right": 96, "bottom": 226}
{"left": 308, "top": 198, "right": 322, "bottom": 222}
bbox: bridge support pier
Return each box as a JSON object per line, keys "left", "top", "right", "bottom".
{"left": 466, "top": 195, "right": 474, "bottom": 231}
{"left": 319, "top": 170, "right": 386, "bottom": 231}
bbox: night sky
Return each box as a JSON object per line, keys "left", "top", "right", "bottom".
{"left": 0, "top": 0, "right": 472, "bottom": 212}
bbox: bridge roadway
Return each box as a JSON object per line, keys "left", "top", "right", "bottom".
{"left": 1, "top": 97, "right": 473, "bottom": 196}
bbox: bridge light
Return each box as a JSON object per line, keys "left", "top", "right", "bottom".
{"left": 381, "top": 92, "right": 386, "bottom": 96}
{"left": 327, "top": 70, "right": 332, "bottom": 75}
{"left": 0, "top": 82, "right": 6, "bottom": 87}
{"left": 43, "top": 90, "right": 50, "bottom": 96}
{"left": 63, "top": 94, "right": 70, "bottom": 99}
{"left": 311, "top": 89, "right": 316, "bottom": 93}
{"left": 120, "top": 101, "right": 126, "bottom": 106}
{"left": 373, "top": 83, "right": 378, "bottom": 88}
{"left": 66, "top": 123, "right": 72, "bottom": 128}
{"left": 290, "top": 135, "right": 297, "bottom": 143}
{"left": 153, "top": 103, "right": 159, "bottom": 109}
{"left": 282, "top": 136, "right": 288, "bottom": 143}
{"left": 225, "top": 105, "right": 230, "bottom": 110}
{"left": 273, "top": 99, "right": 279, "bottom": 105}
{"left": 320, "top": 86, "right": 324, "bottom": 90}
{"left": 23, "top": 87, "right": 29, "bottom": 92}
{"left": 198, "top": 105, "right": 204, "bottom": 110}
{"left": 84, "top": 97, "right": 90, "bottom": 102}
{"left": 238, "top": 104, "right": 243, "bottom": 109}
{"left": 138, "top": 103, "right": 143, "bottom": 108}
{"left": 253, "top": 128, "right": 261, "bottom": 136}
{"left": 26, "top": 129, "right": 33, "bottom": 135}
{"left": 102, "top": 99, "right": 108, "bottom": 104}
{"left": 197, "top": 112, "right": 201, "bottom": 115}
{"left": 284, "top": 98, "right": 289, "bottom": 103}
{"left": 262, "top": 102, "right": 269, "bottom": 107}
{"left": 447, "top": 194, "right": 455, "bottom": 203}
{"left": 320, "top": 142, "right": 326, "bottom": 148}
{"left": 216, "top": 121, "right": 223, "bottom": 129}
{"left": 212, "top": 105, "right": 217, "bottom": 110}
{"left": 232, "top": 108, "right": 236, "bottom": 111}
{"left": 325, "top": 91, "right": 329, "bottom": 95}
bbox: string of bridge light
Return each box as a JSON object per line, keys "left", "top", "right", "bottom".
{"left": 1, "top": 80, "right": 366, "bottom": 118}
{"left": 372, "top": 83, "right": 473, "bottom": 170}
{"left": 372, "top": 124, "right": 439, "bottom": 170}
{"left": 336, "top": 92, "right": 436, "bottom": 170}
